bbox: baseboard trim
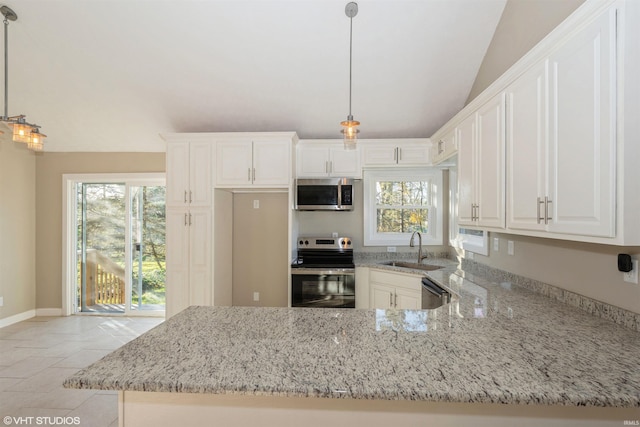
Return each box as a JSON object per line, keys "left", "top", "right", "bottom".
{"left": 36, "top": 308, "right": 63, "bottom": 317}
{"left": 0, "top": 309, "right": 36, "bottom": 328}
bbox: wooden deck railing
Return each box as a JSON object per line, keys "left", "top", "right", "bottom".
{"left": 79, "top": 249, "right": 126, "bottom": 306}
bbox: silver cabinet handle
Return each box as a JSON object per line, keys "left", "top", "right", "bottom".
{"left": 545, "top": 197, "right": 552, "bottom": 224}
{"left": 248, "top": 168, "right": 251, "bottom": 182}
{"left": 184, "top": 213, "right": 188, "bottom": 226}
{"left": 252, "top": 168, "right": 256, "bottom": 182}
{"left": 537, "top": 197, "right": 545, "bottom": 224}
{"left": 184, "top": 190, "right": 187, "bottom": 204}
{"left": 325, "top": 161, "right": 329, "bottom": 173}
{"left": 189, "top": 213, "right": 192, "bottom": 226}
{"left": 394, "top": 147, "right": 398, "bottom": 162}
{"left": 189, "top": 191, "right": 192, "bottom": 204}
{"left": 389, "top": 293, "right": 393, "bottom": 307}
{"left": 398, "top": 147, "right": 402, "bottom": 161}
{"left": 328, "top": 161, "right": 333, "bottom": 174}
{"left": 438, "top": 140, "right": 444, "bottom": 154}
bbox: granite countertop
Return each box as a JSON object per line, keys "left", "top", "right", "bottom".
{"left": 64, "top": 261, "right": 640, "bottom": 407}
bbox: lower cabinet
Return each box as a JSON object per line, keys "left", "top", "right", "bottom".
{"left": 368, "top": 269, "right": 422, "bottom": 310}
{"left": 165, "top": 207, "right": 212, "bottom": 318}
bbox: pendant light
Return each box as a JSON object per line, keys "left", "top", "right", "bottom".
{"left": 340, "top": 2, "right": 359, "bottom": 150}
{"left": 0, "top": 5, "right": 46, "bottom": 151}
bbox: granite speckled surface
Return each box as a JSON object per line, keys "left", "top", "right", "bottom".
{"left": 64, "top": 262, "right": 640, "bottom": 407}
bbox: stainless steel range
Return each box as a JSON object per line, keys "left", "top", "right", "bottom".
{"left": 290, "top": 236, "right": 355, "bottom": 308}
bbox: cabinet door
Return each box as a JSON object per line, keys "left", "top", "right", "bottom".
{"left": 165, "top": 208, "right": 190, "bottom": 318}
{"left": 397, "top": 144, "right": 430, "bottom": 165}
{"left": 362, "top": 145, "right": 398, "bottom": 165}
{"left": 547, "top": 9, "right": 615, "bottom": 237}
{"left": 506, "top": 62, "right": 547, "bottom": 231}
{"left": 395, "top": 287, "right": 421, "bottom": 310}
{"left": 166, "top": 142, "right": 190, "bottom": 207}
{"left": 188, "top": 208, "right": 212, "bottom": 306}
{"left": 296, "top": 146, "right": 331, "bottom": 177}
{"left": 189, "top": 142, "right": 213, "bottom": 206}
{"left": 476, "top": 93, "right": 506, "bottom": 229}
{"left": 253, "top": 140, "right": 291, "bottom": 186}
{"left": 370, "top": 283, "right": 395, "bottom": 309}
{"left": 330, "top": 147, "right": 361, "bottom": 178}
{"left": 216, "top": 141, "right": 253, "bottom": 186}
{"left": 457, "top": 114, "right": 476, "bottom": 226}
{"left": 432, "top": 129, "right": 457, "bottom": 164}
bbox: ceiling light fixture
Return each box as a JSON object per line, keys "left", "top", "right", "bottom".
{"left": 340, "top": 2, "right": 359, "bottom": 150}
{"left": 0, "top": 5, "right": 46, "bottom": 152}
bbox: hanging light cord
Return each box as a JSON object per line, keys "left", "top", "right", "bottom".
{"left": 347, "top": 12, "right": 353, "bottom": 120}
{"left": 3, "top": 16, "right": 8, "bottom": 119}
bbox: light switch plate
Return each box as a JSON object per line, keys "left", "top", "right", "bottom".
{"left": 253, "top": 200, "right": 259, "bottom": 209}
{"left": 507, "top": 241, "right": 514, "bottom": 256}
{"left": 253, "top": 292, "right": 260, "bottom": 301}
{"left": 387, "top": 246, "right": 396, "bottom": 253}
{"left": 493, "top": 238, "right": 499, "bottom": 252}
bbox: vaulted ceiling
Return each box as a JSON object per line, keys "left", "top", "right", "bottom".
{"left": 2, "top": 0, "right": 506, "bottom": 151}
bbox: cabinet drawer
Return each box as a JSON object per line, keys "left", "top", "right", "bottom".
{"left": 369, "top": 269, "right": 422, "bottom": 291}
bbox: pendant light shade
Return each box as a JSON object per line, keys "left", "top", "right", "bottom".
{"left": 12, "top": 117, "right": 31, "bottom": 143}
{"left": 341, "top": 2, "right": 359, "bottom": 150}
{"left": 1, "top": 5, "right": 46, "bottom": 151}
{"left": 27, "top": 129, "right": 45, "bottom": 151}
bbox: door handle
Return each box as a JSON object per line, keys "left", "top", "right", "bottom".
{"left": 537, "top": 197, "right": 545, "bottom": 224}
{"left": 545, "top": 197, "right": 552, "bottom": 224}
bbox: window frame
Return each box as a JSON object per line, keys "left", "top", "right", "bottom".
{"left": 363, "top": 169, "right": 443, "bottom": 247}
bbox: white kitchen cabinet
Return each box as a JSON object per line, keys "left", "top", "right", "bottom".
{"left": 506, "top": 61, "right": 547, "bottom": 232}
{"left": 166, "top": 141, "right": 212, "bottom": 208}
{"left": 369, "top": 269, "right": 422, "bottom": 310}
{"left": 296, "top": 140, "right": 360, "bottom": 178}
{"left": 362, "top": 140, "right": 430, "bottom": 166}
{"left": 507, "top": 9, "right": 615, "bottom": 238}
{"left": 216, "top": 139, "right": 291, "bottom": 187}
{"left": 431, "top": 128, "right": 457, "bottom": 165}
{"left": 165, "top": 207, "right": 212, "bottom": 318}
{"left": 457, "top": 93, "right": 506, "bottom": 229}
{"left": 546, "top": 8, "right": 616, "bottom": 237}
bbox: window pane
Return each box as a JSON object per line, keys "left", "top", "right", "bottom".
{"left": 377, "top": 208, "right": 428, "bottom": 233}
{"left": 376, "top": 181, "right": 402, "bottom": 205}
{"left": 376, "top": 181, "right": 430, "bottom": 207}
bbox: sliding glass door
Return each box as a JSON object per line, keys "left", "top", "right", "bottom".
{"left": 72, "top": 175, "right": 165, "bottom": 315}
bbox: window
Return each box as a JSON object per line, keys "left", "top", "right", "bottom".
{"left": 364, "top": 169, "right": 443, "bottom": 246}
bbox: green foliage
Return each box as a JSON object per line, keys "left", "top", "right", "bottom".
{"left": 375, "top": 180, "right": 430, "bottom": 233}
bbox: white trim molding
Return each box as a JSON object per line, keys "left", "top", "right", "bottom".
{"left": 0, "top": 310, "right": 36, "bottom": 328}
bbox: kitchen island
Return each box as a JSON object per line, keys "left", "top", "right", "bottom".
{"left": 64, "top": 268, "right": 640, "bottom": 426}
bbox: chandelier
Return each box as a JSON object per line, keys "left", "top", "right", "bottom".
{"left": 1, "top": 5, "right": 46, "bottom": 152}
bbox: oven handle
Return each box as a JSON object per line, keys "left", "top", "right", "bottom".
{"left": 291, "top": 269, "right": 355, "bottom": 275}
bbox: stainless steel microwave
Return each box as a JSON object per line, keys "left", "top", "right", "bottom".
{"left": 294, "top": 178, "right": 354, "bottom": 211}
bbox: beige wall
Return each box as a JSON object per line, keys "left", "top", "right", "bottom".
{"left": 35, "top": 152, "right": 165, "bottom": 310}
{"left": 466, "top": 0, "right": 585, "bottom": 104}
{"left": 232, "top": 192, "right": 288, "bottom": 307}
{"left": 0, "top": 141, "right": 36, "bottom": 320}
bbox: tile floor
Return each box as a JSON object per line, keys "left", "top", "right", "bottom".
{"left": 0, "top": 315, "right": 164, "bottom": 427}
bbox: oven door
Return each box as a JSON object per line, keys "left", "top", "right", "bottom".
{"left": 291, "top": 269, "right": 355, "bottom": 308}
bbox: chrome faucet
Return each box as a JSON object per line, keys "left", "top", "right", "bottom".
{"left": 409, "top": 231, "right": 428, "bottom": 264}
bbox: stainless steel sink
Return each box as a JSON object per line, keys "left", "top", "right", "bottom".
{"left": 380, "top": 261, "right": 443, "bottom": 271}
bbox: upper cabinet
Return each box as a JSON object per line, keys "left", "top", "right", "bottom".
{"left": 458, "top": 93, "right": 506, "bottom": 230}
{"left": 361, "top": 139, "right": 431, "bottom": 167}
{"left": 216, "top": 137, "right": 294, "bottom": 187}
{"left": 439, "top": 0, "right": 637, "bottom": 244}
{"left": 296, "top": 140, "right": 361, "bottom": 178}
{"left": 166, "top": 141, "right": 213, "bottom": 208}
{"left": 431, "top": 128, "right": 457, "bottom": 165}
{"left": 507, "top": 7, "right": 616, "bottom": 238}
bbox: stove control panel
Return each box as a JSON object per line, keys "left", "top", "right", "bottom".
{"left": 297, "top": 236, "right": 353, "bottom": 249}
